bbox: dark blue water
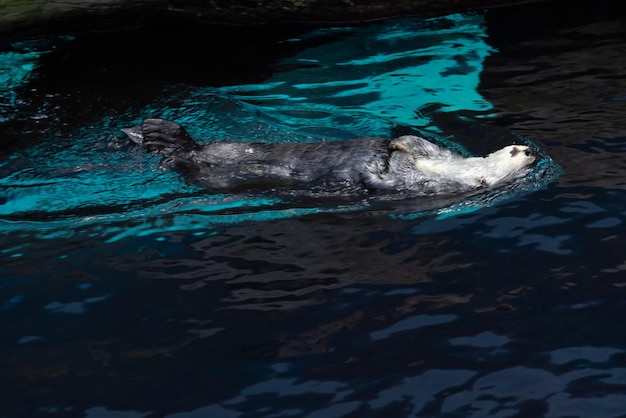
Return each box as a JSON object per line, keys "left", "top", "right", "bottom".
{"left": 1, "top": 1, "right": 626, "bottom": 417}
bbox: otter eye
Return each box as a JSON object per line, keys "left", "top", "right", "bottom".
{"left": 524, "top": 150, "right": 531, "bottom": 157}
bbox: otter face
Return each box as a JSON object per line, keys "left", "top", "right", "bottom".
{"left": 481, "top": 145, "right": 536, "bottom": 186}
{"left": 497, "top": 145, "right": 536, "bottom": 168}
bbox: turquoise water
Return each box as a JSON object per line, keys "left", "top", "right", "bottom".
{"left": 2, "top": 1, "right": 626, "bottom": 417}
{"left": 0, "top": 13, "right": 560, "bottom": 244}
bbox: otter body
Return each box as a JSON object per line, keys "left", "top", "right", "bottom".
{"left": 122, "top": 118, "right": 535, "bottom": 196}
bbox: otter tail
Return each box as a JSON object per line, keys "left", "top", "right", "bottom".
{"left": 121, "top": 118, "right": 200, "bottom": 152}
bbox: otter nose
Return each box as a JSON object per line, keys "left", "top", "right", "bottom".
{"left": 524, "top": 148, "right": 534, "bottom": 157}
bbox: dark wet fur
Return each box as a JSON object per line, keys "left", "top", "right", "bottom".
{"left": 125, "top": 119, "right": 397, "bottom": 194}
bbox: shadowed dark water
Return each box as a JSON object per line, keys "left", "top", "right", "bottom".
{"left": 1, "top": 0, "right": 626, "bottom": 417}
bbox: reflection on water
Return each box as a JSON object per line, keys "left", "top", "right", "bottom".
{"left": 5, "top": 182, "right": 626, "bottom": 417}
{"left": 0, "top": 13, "right": 560, "bottom": 243}
{"left": 222, "top": 14, "right": 494, "bottom": 130}
{"left": 2, "top": 0, "right": 626, "bottom": 417}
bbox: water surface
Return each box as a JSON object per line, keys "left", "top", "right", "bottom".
{"left": 1, "top": 1, "right": 626, "bottom": 417}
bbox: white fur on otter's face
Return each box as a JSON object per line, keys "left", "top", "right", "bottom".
{"left": 479, "top": 145, "right": 536, "bottom": 186}
{"left": 384, "top": 136, "right": 535, "bottom": 192}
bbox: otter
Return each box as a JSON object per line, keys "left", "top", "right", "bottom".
{"left": 122, "top": 118, "right": 535, "bottom": 196}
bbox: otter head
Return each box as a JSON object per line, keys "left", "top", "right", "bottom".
{"left": 482, "top": 145, "right": 536, "bottom": 186}
{"left": 491, "top": 145, "right": 536, "bottom": 166}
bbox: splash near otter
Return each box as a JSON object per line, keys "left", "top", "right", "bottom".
{"left": 122, "top": 118, "right": 536, "bottom": 198}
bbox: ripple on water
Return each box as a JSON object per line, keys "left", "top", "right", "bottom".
{"left": 0, "top": 13, "right": 561, "bottom": 243}
{"left": 5, "top": 4, "right": 626, "bottom": 418}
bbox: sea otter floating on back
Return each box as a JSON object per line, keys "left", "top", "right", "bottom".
{"left": 122, "top": 118, "right": 535, "bottom": 196}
